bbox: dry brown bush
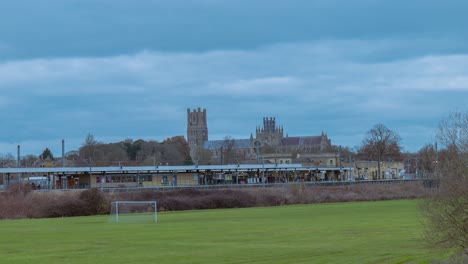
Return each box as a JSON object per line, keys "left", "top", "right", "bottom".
{"left": 108, "top": 189, "right": 256, "bottom": 211}
{"left": 0, "top": 188, "right": 109, "bottom": 219}
{"left": 37, "top": 191, "right": 84, "bottom": 218}
{"left": 78, "top": 188, "right": 109, "bottom": 215}
{"left": 0, "top": 184, "right": 37, "bottom": 219}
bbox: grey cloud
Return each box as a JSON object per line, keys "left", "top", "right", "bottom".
{"left": 1, "top": 1, "right": 468, "bottom": 61}
{"left": 0, "top": 40, "right": 467, "bottom": 154}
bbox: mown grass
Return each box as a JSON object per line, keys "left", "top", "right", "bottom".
{"left": 0, "top": 200, "right": 449, "bottom": 264}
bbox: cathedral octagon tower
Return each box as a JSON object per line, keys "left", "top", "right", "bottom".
{"left": 255, "top": 117, "right": 284, "bottom": 147}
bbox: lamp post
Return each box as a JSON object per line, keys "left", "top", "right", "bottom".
{"left": 415, "top": 159, "right": 419, "bottom": 178}
{"left": 254, "top": 141, "right": 261, "bottom": 164}
{"left": 435, "top": 142, "right": 439, "bottom": 177}
{"left": 338, "top": 145, "right": 343, "bottom": 181}
{"left": 17, "top": 145, "right": 22, "bottom": 188}
{"left": 62, "top": 139, "right": 65, "bottom": 168}
{"left": 83, "top": 157, "right": 92, "bottom": 189}
{"left": 262, "top": 157, "right": 265, "bottom": 186}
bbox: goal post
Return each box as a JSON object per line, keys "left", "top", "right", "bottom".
{"left": 110, "top": 201, "right": 157, "bottom": 223}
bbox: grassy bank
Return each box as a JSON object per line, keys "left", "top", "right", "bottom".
{"left": 0, "top": 200, "right": 448, "bottom": 263}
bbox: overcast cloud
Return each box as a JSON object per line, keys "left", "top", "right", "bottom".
{"left": 0, "top": 0, "right": 467, "bottom": 157}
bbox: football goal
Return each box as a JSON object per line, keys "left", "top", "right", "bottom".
{"left": 109, "top": 201, "right": 157, "bottom": 223}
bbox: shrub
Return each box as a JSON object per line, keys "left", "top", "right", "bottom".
{"left": 39, "top": 192, "right": 84, "bottom": 218}
{"left": 79, "top": 188, "right": 109, "bottom": 215}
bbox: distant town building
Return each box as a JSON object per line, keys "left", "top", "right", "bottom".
{"left": 187, "top": 108, "right": 332, "bottom": 164}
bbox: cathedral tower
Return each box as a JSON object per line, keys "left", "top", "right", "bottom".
{"left": 255, "top": 117, "right": 284, "bottom": 147}
{"left": 187, "top": 108, "right": 208, "bottom": 159}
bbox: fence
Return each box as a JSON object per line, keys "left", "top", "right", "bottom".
{"left": 100, "top": 179, "right": 422, "bottom": 193}
{"left": 0, "top": 178, "right": 422, "bottom": 193}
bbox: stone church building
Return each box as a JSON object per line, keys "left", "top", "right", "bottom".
{"left": 187, "top": 108, "right": 332, "bottom": 164}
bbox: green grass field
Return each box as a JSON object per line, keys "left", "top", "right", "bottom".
{"left": 0, "top": 200, "right": 449, "bottom": 264}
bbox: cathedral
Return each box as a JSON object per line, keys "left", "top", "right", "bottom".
{"left": 187, "top": 108, "right": 332, "bottom": 164}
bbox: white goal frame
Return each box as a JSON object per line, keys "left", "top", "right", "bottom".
{"left": 110, "top": 201, "right": 157, "bottom": 223}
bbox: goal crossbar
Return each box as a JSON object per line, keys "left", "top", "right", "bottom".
{"left": 110, "top": 201, "right": 157, "bottom": 223}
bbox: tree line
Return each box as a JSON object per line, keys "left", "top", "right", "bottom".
{"left": 74, "top": 134, "right": 193, "bottom": 167}
{"left": 0, "top": 134, "right": 193, "bottom": 168}
{"left": 0, "top": 122, "right": 457, "bottom": 172}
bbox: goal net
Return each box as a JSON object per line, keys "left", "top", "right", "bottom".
{"left": 109, "top": 201, "right": 157, "bottom": 223}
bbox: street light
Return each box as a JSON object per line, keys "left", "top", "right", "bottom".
{"left": 338, "top": 145, "right": 343, "bottom": 181}
{"left": 83, "top": 157, "right": 92, "bottom": 189}
{"left": 254, "top": 141, "right": 261, "bottom": 164}
{"left": 262, "top": 157, "right": 265, "bottom": 186}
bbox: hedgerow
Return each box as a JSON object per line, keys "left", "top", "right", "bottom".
{"left": 0, "top": 182, "right": 425, "bottom": 219}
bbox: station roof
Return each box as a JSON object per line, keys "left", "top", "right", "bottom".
{"left": 0, "top": 164, "right": 301, "bottom": 174}
{"left": 0, "top": 164, "right": 355, "bottom": 175}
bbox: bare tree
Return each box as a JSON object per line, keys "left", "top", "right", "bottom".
{"left": 420, "top": 111, "right": 468, "bottom": 258}
{"left": 21, "top": 154, "right": 38, "bottom": 167}
{"left": 162, "top": 136, "right": 193, "bottom": 165}
{"left": 194, "top": 146, "right": 213, "bottom": 165}
{"left": 438, "top": 111, "right": 468, "bottom": 160}
{"left": 359, "top": 124, "right": 402, "bottom": 179}
{"left": 138, "top": 140, "right": 162, "bottom": 166}
{"left": 84, "top": 132, "right": 97, "bottom": 146}
{"left": 96, "top": 143, "right": 128, "bottom": 165}
{"left": 418, "top": 144, "right": 437, "bottom": 174}
{"left": 220, "top": 136, "right": 236, "bottom": 164}
{"left": 0, "top": 153, "right": 16, "bottom": 168}
{"left": 79, "top": 133, "right": 98, "bottom": 165}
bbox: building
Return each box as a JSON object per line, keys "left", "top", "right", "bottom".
{"left": 187, "top": 108, "right": 208, "bottom": 159}
{"left": 187, "top": 108, "right": 332, "bottom": 164}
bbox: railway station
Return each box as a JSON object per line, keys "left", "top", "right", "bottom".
{"left": 0, "top": 164, "right": 355, "bottom": 190}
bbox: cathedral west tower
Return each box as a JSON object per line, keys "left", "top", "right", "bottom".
{"left": 187, "top": 108, "right": 208, "bottom": 160}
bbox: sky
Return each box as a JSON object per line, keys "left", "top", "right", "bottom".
{"left": 0, "top": 0, "right": 467, "bottom": 158}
